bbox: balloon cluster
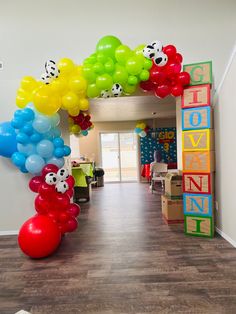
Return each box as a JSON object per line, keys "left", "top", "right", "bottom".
{"left": 18, "top": 164, "right": 80, "bottom": 258}
{"left": 69, "top": 113, "right": 93, "bottom": 136}
{"left": 140, "top": 41, "right": 190, "bottom": 98}
{"left": 16, "top": 58, "right": 89, "bottom": 116}
{"left": 135, "top": 122, "right": 149, "bottom": 138}
{"left": 10, "top": 105, "right": 71, "bottom": 174}
{"left": 83, "top": 35, "right": 152, "bottom": 98}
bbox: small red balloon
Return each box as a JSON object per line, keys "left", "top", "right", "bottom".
{"left": 177, "top": 72, "right": 191, "bottom": 86}
{"left": 58, "top": 211, "right": 71, "bottom": 223}
{"left": 34, "top": 195, "right": 51, "bottom": 214}
{"left": 175, "top": 53, "right": 183, "bottom": 63}
{"left": 67, "top": 203, "right": 81, "bottom": 217}
{"left": 154, "top": 84, "right": 171, "bottom": 98}
{"left": 42, "top": 164, "right": 59, "bottom": 177}
{"left": 171, "top": 84, "right": 184, "bottom": 97}
{"left": 140, "top": 80, "right": 154, "bottom": 92}
{"left": 38, "top": 183, "right": 56, "bottom": 198}
{"left": 66, "top": 176, "right": 75, "bottom": 189}
{"left": 29, "top": 176, "right": 43, "bottom": 193}
{"left": 163, "top": 45, "right": 177, "bottom": 58}
{"left": 18, "top": 215, "right": 61, "bottom": 258}
{"left": 166, "top": 63, "right": 182, "bottom": 75}
{"left": 150, "top": 67, "right": 167, "bottom": 84}
{"left": 66, "top": 188, "right": 74, "bottom": 199}
{"left": 66, "top": 218, "right": 78, "bottom": 232}
{"left": 54, "top": 193, "right": 70, "bottom": 211}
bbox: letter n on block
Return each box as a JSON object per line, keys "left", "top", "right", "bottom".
{"left": 182, "top": 84, "right": 211, "bottom": 109}
{"left": 184, "top": 215, "right": 214, "bottom": 238}
{"left": 183, "top": 173, "right": 213, "bottom": 194}
{"left": 183, "top": 61, "right": 212, "bottom": 86}
{"left": 183, "top": 151, "right": 215, "bottom": 173}
{"left": 183, "top": 193, "right": 213, "bottom": 216}
{"left": 182, "top": 107, "right": 212, "bottom": 130}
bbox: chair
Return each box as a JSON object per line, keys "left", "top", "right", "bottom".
{"left": 150, "top": 162, "right": 168, "bottom": 193}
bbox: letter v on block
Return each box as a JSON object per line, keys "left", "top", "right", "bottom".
{"left": 188, "top": 133, "right": 204, "bottom": 147}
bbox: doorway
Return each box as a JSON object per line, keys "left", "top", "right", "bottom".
{"left": 100, "top": 132, "right": 138, "bottom": 182}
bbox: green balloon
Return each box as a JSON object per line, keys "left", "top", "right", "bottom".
{"left": 115, "top": 45, "right": 132, "bottom": 65}
{"left": 82, "top": 64, "right": 96, "bottom": 83}
{"left": 104, "top": 58, "right": 115, "bottom": 73}
{"left": 87, "top": 83, "right": 100, "bottom": 98}
{"left": 93, "top": 62, "right": 104, "bottom": 74}
{"left": 126, "top": 57, "right": 143, "bottom": 75}
{"left": 96, "top": 74, "right": 113, "bottom": 90}
{"left": 89, "top": 53, "right": 97, "bottom": 64}
{"left": 128, "top": 75, "right": 138, "bottom": 86}
{"left": 143, "top": 58, "right": 153, "bottom": 70}
{"left": 123, "top": 84, "right": 137, "bottom": 95}
{"left": 134, "top": 44, "right": 146, "bottom": 60}
{"left": 96, "top": 35, "right": 122, "bottom": 60}
{"left": 97, "top": 53, "right": 107, "bottom": 64}
{"left": 113, "top": 65, "right": 128, "bottom": 85}
{"left": 140, "top": 70, "right": 150, "bottom": 81}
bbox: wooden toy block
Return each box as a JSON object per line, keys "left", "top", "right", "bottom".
{"left": 182, "top": 129, "right": 214, "bottom": 152}
{"left": 183, "top": 193, "right": 213, "bottom": 216}
{"left": 181, "top": 84, "right": 211, "bottom": 109}
{"left": 183, "top": 173, "right": 214, "bottom": 194}
{"left": 183, "top": 61, "right": 212, "bottom": 86}
{"left": 182, "top": 106, "right": 213, "bottom": 130}
{"left": 182, "top": 151, "right": 215, "bottom": 173}
{"left": 184, "top": 215, "right": 214, "bottom": 237}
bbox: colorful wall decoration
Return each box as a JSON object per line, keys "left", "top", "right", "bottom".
{"left": 140, "top": 127, "right": 177, "bottom": 167}
{"left": 181, "top": 61, "right": 215, "bottom": 238}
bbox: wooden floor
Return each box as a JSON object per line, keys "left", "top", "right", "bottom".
{"left": 1, "top": 183, "right": 236, "bottom": 314}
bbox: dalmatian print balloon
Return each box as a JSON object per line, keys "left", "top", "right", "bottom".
{"left": 41, "top": 59, "right": 60, "bottom": 84}
{"left": 111, "top": 83, "right": 123, "bottom": 97}
{"left": 143, "top": 40, "right": 168, "bottom": 67}
{"left": 45, "top": 172, "right": 59, "bottom": 185}
{"left": 55, "top": 180, "right": 69, "bottom": 194}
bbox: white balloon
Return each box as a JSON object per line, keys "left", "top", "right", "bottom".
{"left": 151, "top": 40, "right": 163, "bottom": 53}
{"left": 143, "top": 45, "right": 155, "bottom": 59}
{"left": 154, "top": 52, "right": 168, "bottom": 67}
{"left": 55, "top": 180, "right": 69, "bottom": 193}
{"left": 111, "top": 83, "right": 123, "bottom": 97}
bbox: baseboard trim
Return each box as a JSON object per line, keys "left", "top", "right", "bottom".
{"left": 0, "top": 230, "right": 18, "bottom": 236}
{"left": 216, "top": 227, "right": 236, "bottom": 248}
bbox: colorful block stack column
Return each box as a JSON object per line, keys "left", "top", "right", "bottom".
{"left": 181, "top": 61, "right": 215, "bottom": 238}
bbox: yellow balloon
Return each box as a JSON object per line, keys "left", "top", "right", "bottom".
{"left": 68, "top": 117, "right": 74, "bottom": 125}
{"left": 16, "top": 89, "right": 30, "bottom": 108}
{"left": 33, "top": 85, "right": 61, "bottom": 115}
{"left": 68, "top": 106, "right": 80, "bottom": 117}
{"left": 57, "top": 58, "right": 75, "bottom": 76}
{"left": 79, "top": 98, "right": 89, "bottom": 111}
{"left": 69, "top": 76, "right": 87, "bottom": 94}
{"left": 71, "top": 124, "right": 81, "bottom": 133}
{"left": 50, "top": 78, "right": 68, "bottom": 95}
{"left": 20, "top": 76, "right": 38, "bottom": 91}
{"left": 62, "top": 92, "right": 79, "bottom": 110}
{"left": 139, "top": 123, "right": 146, "bottom": 129}
{"left": 76, "top": 65, "right": 83, "bottom": 76}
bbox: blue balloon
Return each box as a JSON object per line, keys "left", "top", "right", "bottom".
{"left": 21, "top": 108, "right": 35, "bottom": 121}
{"left": 32, "top": 115, "right": 51, "bottom": 134}
{"left": 47, "top": 156, "right": 65, "bottom": 168}
{"left": 20, "top": 165, "right": 29, "bottom": 173}
{"left": 25, "top": 154, "right": 45, "bottom": 174}
{"left": 17, "top": 143, "right": 37, "bottom": 157}
{"left": 53, "top": 137, "right": 64, "bottom": 148}
{"left": 52, "top": 127, "right": 61, "bottom": 138}
{"left": 11, "top": 152, "right": 26, "bottom": 167}
{"left": 82, "top": 130, "right": 88, "bottom": 136}
{"left": 63, "top": 145, "right": 71, "bottom": 156}
{"left": 16, "top": 132, "right": 30, "bottom": 144}
{"left": 0, "top": 122, "right": 17, "bottom": 157}
{"left": 30, "top": 132, "right": 42, "bottom": 143}
{"left": 21, "top": 123, "right": 34, "bottom": 135}
{"left": 54, "top": 147, "right": 65, "bottom": 158}
{"left": 11, "top": 117, "right": 24, "bottom": 129}
{"left": 50, "top": 113, "right": 60, "bottom": 127}
{"left": 36, "top": 140, "right": 54, "bottom": 158}
{"left": 14, "top": 110, "right": 23, "bottom": 118}
{"left": 135, "top": 127, "right": 141, "bottom": 133}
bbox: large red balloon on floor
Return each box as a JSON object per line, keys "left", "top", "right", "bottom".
{"left": 18, "top": 215, "right": 61, "bottom": 258}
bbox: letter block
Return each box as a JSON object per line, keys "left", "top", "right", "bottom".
{"left": 183, "top": 173, "right": 214, "bottom": 194}
{"left": 183, "top": 193, "right": 213, "bottom": 216}
{"left": 184, "top": 215, "right": 214, "bottom": 238}
{"left": 182, "top": 151, "right": 215, "bottom": 173}
{"left": 182, "top": 129, "right": 214, "bottom": 151}
{"left": 182, "top": 106, "right": 212, "bottom": 130}
{"left": 183, "top": 61, "right": 212, "bottom": 86}
{"left": 181, "top": 84, "right": 211, "bottom": 109}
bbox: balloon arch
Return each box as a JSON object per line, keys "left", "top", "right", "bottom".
{"left": 0, "top": 35, "right": 191, "bottom": 258}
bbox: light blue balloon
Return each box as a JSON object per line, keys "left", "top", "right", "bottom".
{"left": 81, "top": 130, "right": 88, "bottom": 136}
{"left": 30, "top": 132, "right": 42, "bottom": 143}
{"left": 63, "top": 145, "right": 71, "bottom": 156}
{"left": 0, "top": 121, "right": 17, "bottom": 158}
{"left": 25, "top": 154, "right": 45, "bottom": 175}
{"left": 17, "top": 143, "right": 37, "bottom": 157}
{"left": 21, "top": 108, "right": 35, "bottom": 122}
{"left": 36, "top": 140, "right": 54, "bottom": 158}
{"left": 46, "top": 156, "right": 65, "bottom": 168}
{"left": 16, "top": 132, "right": 30, "bottom": 144}
{"left": 135, "top": 127, "right": 141, "bottom": 133}
{"left": 32, "top": 115, "right": 52, "bottom": 134}
{"left": 50, "top": 113, "right": 60, "bottom": 127}
{"left": 53, "top": 137, "right": 64, "bottom": 148}
{"left": 11, "top": 152, "right": 26, "bottom": 168}
{"left": 21, "top": 122, "right": 34, "bottom": 135}
{"left": 54, "top": 147, "right": 65, "bottom": 158}
{"left": 52, "top": 127, "right": 61, "bottom": 138}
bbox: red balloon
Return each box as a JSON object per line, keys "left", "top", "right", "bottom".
{"left": 67, "top": 203, "right": 81, "bottom": 217}
{"left": 150, "top": 67, "right": 167, "bottom": 84}
{"left": 177, "top": 72, "right": 191, "bottom": 86}
{"left": 58, "top": 211, "right": 71, "bottom": 223}
{"left": 65, "top": 218, "right": 78, "bottom": 232}
{"left": 66, "top": 188, "right": 74, "bottom": 199}
{"left": 42, "top": 164, "right": 59, "bottom": 177}
{"left": 154, "top": 84, "right": 171, "bottom": 98}
{"left": 47, "top": 210, "right": 60, "bottom": 223}
{"left": 163, "top": 45, "right": 177, "bottom": 58}
{"left": 34, "top": 195, "right": 51, "bottom": 214}
{"left": 171, "top": 84, "right": 184, "bottom": 97}
{"left": 57, "top": 223, "right": 68, "bottom": 235}
{"left": 18, "top": 215, "right": 61, "bottom": 258}
{"left": 29, "top": 176, "right": 43, "bottom": 193}
{"left": 54, "top": 193, "right": 70, "bottom": 211}
{"left": 175, "top": 53, "right": 183, "bottom": 63}
{"left": 166, "top": 63, "right": 182, "bottom": 75}
{"left": 140, "top": 80, "right": 154, "bottom": 92}
{"left": 38, "top": 183, "right": 56, "bottom": 198}
{"left": 66, "top": 176, "right": 75, "bottom": 189}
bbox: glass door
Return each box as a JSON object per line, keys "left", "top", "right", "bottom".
{"left": 100, "top": 132, "right": 138, "bottom": 182}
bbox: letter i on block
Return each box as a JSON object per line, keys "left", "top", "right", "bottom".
{"left": 184, "top": 215, "right": 214, "bottom": 238}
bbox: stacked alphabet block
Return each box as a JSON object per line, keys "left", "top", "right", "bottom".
{"left": 181, "top": 61, "right": 215, "bottom": 238}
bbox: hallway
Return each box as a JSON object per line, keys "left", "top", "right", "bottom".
{"left": 1, "top": 183, "right": 236, "bottom": 313}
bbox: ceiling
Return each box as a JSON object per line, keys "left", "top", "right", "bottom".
{"left": 89, "top": 94, "right": 176, "bottom": 122}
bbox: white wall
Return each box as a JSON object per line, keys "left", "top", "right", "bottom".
{"left": 214, "top": 46, "right": 236, "bottom": 244}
